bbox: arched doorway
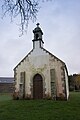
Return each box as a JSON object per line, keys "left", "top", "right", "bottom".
{"left": 33, "top": 74, "right": 43, "bottom": 99}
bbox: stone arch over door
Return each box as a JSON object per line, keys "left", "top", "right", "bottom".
{"left": 33, "top": 74, "right": 43, "bottom": 99}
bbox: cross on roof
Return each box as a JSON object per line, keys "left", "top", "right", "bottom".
{"left": 36, "top": 23, "right": 40, "bottom": 27}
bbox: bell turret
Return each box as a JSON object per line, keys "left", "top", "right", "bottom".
{"left": 32, "top": 23, "right": 44, "bottom": 49}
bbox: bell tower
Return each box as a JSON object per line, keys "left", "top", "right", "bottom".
{"left": 32, "top": 23, "right": 44, "bottom": 49}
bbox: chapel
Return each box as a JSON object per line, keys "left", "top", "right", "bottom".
{"left": 14, "top": 23, "right": 69, "bottom": 100}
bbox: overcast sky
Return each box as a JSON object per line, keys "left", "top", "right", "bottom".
{"left": 0, "top": 0, "right": 80, "bottom": 77}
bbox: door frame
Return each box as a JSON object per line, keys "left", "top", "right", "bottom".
{"left": 33, "top": 73, "right": 43, "bottom": 99}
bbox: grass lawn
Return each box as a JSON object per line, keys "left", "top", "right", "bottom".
{"left": 0, "top": 93, "right": 12, "bottom": 101}
{"left": 0, "top": 92, "right": 80, "bottom": 120}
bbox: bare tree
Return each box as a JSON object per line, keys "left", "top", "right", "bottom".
{"left": 2, "top": 0, "right": 39, "bottom": 34}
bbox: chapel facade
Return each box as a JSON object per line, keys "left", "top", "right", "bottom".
{"left": 14, "top": 23, "right": 69, "bottom": 100}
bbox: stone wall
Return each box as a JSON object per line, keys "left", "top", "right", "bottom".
{"left": 0, "top": 83, "right": 14, "bottom": 93}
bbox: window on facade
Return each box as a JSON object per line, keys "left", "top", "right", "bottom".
{"left": 20, "top": 72, "right": 25, "bottom": 95}
{"left": 50, "top": 69, "right": 56, "bottom": 97}
{"left": 20, "top": 72, "right": 25, "bottom": 83}
{"left": 50, "top": 69, "right": 55, "bottom": 82}
{"left": 36, "top": 34, "right": 39, "bottom": 39}
{"left": 19, "top": 84, "right": 23, "bottom": 93}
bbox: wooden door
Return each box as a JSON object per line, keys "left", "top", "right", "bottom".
{"left": 33, "top": 74, "right": 43, "bottom": 99}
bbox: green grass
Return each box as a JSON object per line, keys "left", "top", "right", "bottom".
{"left": 0, "top": 93, "right": 12, "bottom": 101}
{"left": 0, "top": 92, "right": 80, "bottom": 120}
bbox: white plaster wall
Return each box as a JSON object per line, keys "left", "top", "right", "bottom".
{"left": 34, "top": 41, "right": 40, "bottom": 49}
{"left": 29, "top": 52, "right": 51, "bottom": 96}
{"left": 15, "top": 47, "right": 51, "bottom": 97}
{"left": 34, "top": 41, "right": 44, "bottom": 49}
{"left": 64, "top": 68, "right": 69, "bottom": 99}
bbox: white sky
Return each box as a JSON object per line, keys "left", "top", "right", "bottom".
{"left": 0, "top": 0, "right": 80, "bottom": 77}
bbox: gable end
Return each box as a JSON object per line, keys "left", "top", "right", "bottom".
{"left": 14, "top": 49, "right": 33, "bottom": 70}
{"left": 41, "top": 47, "right": 65, "bottom": 64}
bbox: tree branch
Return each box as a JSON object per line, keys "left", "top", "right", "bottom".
{"left": 2, "top": 0, "right": 39, "bottom": 35}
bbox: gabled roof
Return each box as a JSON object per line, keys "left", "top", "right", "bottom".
{"left": 0, "top": 77, "right": 14, "bottom": 83}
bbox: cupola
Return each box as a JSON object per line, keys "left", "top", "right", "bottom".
{"left": 32, "top": 23, "right": 44, "bottom": 49}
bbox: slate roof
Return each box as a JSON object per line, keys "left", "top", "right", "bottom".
{"left": 0, "top": 77, "right": 14, "bottom": 83}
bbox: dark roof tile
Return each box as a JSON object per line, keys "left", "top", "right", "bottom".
{"left": 0, "top": 77, "right": 14, "bottom": 83}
